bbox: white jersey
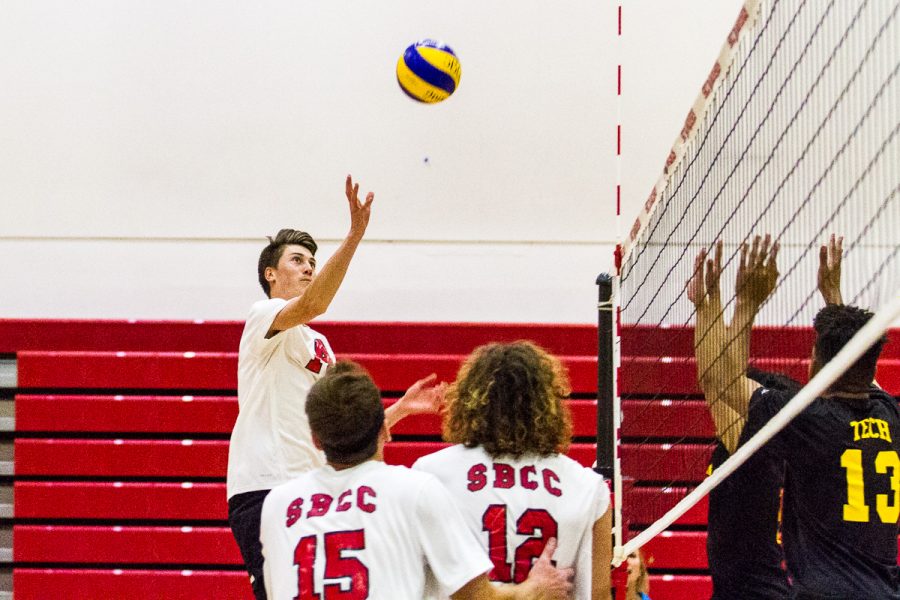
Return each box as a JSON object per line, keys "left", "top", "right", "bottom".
{"left": 413, "top": 445, "right": 610, "bottom": 600}
{"left": 227, "top": 298, "right": 336, "bottom": 498}
{"left": 260, "top": 461, "right": 492, "bottom": 600}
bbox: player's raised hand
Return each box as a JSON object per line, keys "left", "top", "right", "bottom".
{"left": 818, "top": 233, "right": 843, "bottom": 306}
{"left": 522, "top": 538, "right": 574, "bottom": 599}
{"left": 399, "top": 374, "right": 446, "bottom": 416}
{"left": 687, "top": 241, "right": 723, "bottom": 307}
{"left": 384, "top": 373, "right": 446, "bottom": 430}
{"left": 705, "top": 240, "right": 723, "bottom": 301}
{"left": 687, "top": 248, "right": 708, "bottom": 307}
{"left": 736, "top": 234, "right": 779, "bottom": 308}
{"left": 345, "top": 174, "right": 374, "bottom": 238}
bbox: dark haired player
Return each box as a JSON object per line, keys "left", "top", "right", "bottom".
{"left": 259, "top": 361, "right": 574, "bottom": 600}
{"left": 413, "top": 341, "right": 612, "bottom": 599}
{"left": 689, "top": 237, "right": 791, "bottom": 599}
{"left": 704, "top": 235, "right": 899, "bottom": 598}
{"left": 227, "top": 175, "right": 444, "bottom": 599}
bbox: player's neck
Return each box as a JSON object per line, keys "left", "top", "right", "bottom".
{"left": 822, "top": 383, "right": 871, "bottom": 400}
{"left": 327, "top": 450, "right": 383, "bottom": 471}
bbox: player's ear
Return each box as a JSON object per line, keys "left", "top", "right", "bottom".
{"left": 311, "top": 433, "right": 324, "bottom": 451}
{"left": 380, "top": 423, "right": 391, "bottom": 444}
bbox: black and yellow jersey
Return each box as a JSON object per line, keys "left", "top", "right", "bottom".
{"left": 707, "top": 429, "right": 790, "bottom": 599}
{"left": 745, "top": 386, "right": 900, "bottom": 599}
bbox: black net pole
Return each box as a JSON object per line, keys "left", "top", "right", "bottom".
{"left": 595, "top": 273, "right": 615, "bottom": 481}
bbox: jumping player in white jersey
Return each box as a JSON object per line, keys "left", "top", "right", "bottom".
{"left": 260, "top": 361, "right": 574, "bottom": 600}
{"left": 413, "top": 341, "right": 612, "bottom": 599}
{"left": 228, "top": 175, "right": 444, "bottom": 600}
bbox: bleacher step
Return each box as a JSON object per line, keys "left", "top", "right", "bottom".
{"left": 0, "top": 361, "right": 15, "bottom": 390}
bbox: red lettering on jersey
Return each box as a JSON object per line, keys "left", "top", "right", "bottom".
{"left": 336, "top": 489, "right": 353, "bottom": 512}
{"left": 514, "top": 509, "right": 559, "bottom": 582}
{"left": 494, "top": 463, "right": 515, "bottom": 489}
{"left": 542, "top": 469, "right": 562, "bottom": 497}
{"left": 322, "top": 530, "right": 368, "bottom": 599}
{"left": 315, "top": 338, "right": 332, "bottom": 363}
{"left": 468, "top": 464, "right": 487, "bottom": 491}
{"left": 520, "top": 465, "right": 538, "bottom": 490}
{"left": 295, "top": 535, "right": 318, "bottom": 599}
{"left": 286, "top": 497, "right": 304, "bottom": 527}
{"left": 358, "top": 486, "right": 377, "bottom": 513}
{"left": 304, "top": 338, "right": 333, "bottom": 374}
{"left": 307, "top": 493, "right": 333, "bottom": 518}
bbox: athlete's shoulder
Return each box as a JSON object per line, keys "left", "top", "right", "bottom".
{"left": 240, "top": 298, "right": 288, "bottom": 347}
{"left": 412, "top": 444, "right": 474, "bottom": 470}
{"left": 549, "top": 453, "right": 603, "bottom": 480}
{"left": 267, "top": 469, "right": 319, "bottom": 500}
{"left": 871, "top": 387, "right": 900, "bottom": 408}
{"left": 247, "top": 297, "right": 287, "bottom": 320}
{"left": 370, "top": 461, "right": 439, "bottom": 490}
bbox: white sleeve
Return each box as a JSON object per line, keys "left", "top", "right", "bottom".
{"left": 415, "top": 475, "right": 493, "bottom": 596}
{"left": 244, "top": 298, "right": 288, "bottom": 357}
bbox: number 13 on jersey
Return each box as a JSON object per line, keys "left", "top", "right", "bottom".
{"left": 841, "top": 449, "right": 900, "bottom": 523}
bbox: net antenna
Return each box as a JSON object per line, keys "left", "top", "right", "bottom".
{"left": 607, "top": 0, "right": 900, "bottom": 568}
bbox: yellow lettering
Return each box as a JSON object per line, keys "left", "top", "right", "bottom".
{"left": 851, "top": 420, "right": 862, "bottom": 441}
{"left": 877, "top": 419, "right": 892, "bottom": 443}
{"left": 863, "top": 420, "right": 875, "bottom": 439}
{"left": 842, "top": 449, "right": 869, "bottom": 522}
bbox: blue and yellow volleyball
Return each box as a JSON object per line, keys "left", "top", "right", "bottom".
{"left": 396, "top": 40, "right": 461, "bottom": 104}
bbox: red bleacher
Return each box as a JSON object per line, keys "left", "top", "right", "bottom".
{"left": 3, "top": 319, "right": 898, "bottom": 599}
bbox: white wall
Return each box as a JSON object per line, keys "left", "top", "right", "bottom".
{"left": 0, "top": 0, "right": 744, "bottom": 322}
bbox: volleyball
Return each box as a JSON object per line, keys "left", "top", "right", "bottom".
{"left": 396, "top": 40, "right": 461, "bottom": 104}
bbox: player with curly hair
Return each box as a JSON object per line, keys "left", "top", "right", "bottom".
{"left": 414, "top": 341, "right": 612, "bottom": 600}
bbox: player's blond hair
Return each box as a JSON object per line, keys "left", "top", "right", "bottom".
{"left": 443, "top": 341, "right": 572, "bottom": 458}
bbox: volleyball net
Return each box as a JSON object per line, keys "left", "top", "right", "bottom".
{"left": 610, "top": 0, "right": 900, "bottom": 561}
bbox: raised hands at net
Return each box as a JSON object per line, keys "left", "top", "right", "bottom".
{"left": 735, "top": 234, "right": 779, "bottom": 309}
{"left": 687, "top": 240, "right": 723, "bottom": 307}
{"left": 817, "top": 233, "right": 843, "bottom": 306}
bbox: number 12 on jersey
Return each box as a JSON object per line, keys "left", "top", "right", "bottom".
{"left": 481, "top": 505, "right": 559, "bottom": 583}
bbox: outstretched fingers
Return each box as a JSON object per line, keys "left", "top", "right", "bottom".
{"left": 705, "top": 240, "right": 723, "bottom": 294}
{"left": 818, "top": 233, "right": 843, "bottom": 305}
{"left": 687, "top": 248, "right": 707, "bottom": 305}
{"left": 346, "top": 175, "right": 373, "bottom": 207}
{"left": 768, "top": 240, "right": 780, "bottom": 270}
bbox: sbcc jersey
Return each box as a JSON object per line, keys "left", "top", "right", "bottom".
{"left": 413, "top": 445, "right": 610, "bottom": 599}
{"left": 260, "top": 461, "right": 492, "bottom": 600}
{"left": 227, "top": 297, "right": 336, "bottom": 499}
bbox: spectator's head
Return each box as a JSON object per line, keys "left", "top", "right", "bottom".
{"left": 258, "top": 229, "right": 318, "bottom": 298}
{"left": 443, "top": 341, "right": 572, "bottom": 459}
{"left": 811, "top": 304, "right": 887, "bottom": 390}
{"left": 746, "top": 367, "right": 803, "bottom": 395}
{"left": 626, "top": 548, "right": 650, "bottom": 598}
{"left": 306, "top": 361, "right": 385, "bottom": 466}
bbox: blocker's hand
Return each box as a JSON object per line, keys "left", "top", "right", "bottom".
{"left": 818, "top": 233, "right": 843, "bottom": 305}
{"left": 735, "top": 234, "right": 779, "bottom": 308}
{"left": 687, "top": 240, "right": 723, "bottom": 307}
